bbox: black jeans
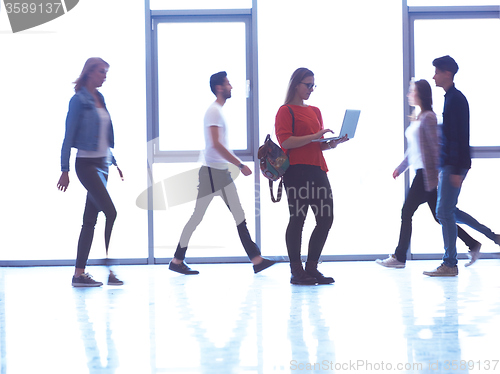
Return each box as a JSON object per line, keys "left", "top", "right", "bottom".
{"left": 75, "top": 157, "right": 117, "bottom": 269}
{"left": 283, "top": 164, "right": 334, "bottom": 263}
{"left": 174, "top": 166, "right": 261, "bottom": 261}
{"left": 394, "top": 169, "right": 476, "bottom": 263}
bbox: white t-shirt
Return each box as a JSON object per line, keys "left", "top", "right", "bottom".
{"left": 405, "top": 119, "right": 424, "bottom": 171}
{"left": 77, "top": 107, "right": 111, "bottom": 159}
{"left": 200, "top": 102, "right": 235, "bottom": 170}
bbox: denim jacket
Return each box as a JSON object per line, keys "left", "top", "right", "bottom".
{"left": 60, "top": 87, "right": 116, "bottom": 172}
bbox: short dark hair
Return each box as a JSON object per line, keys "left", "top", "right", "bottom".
{"left": 210, "top": 71, "right": 227, "bottom": 95}
{"left": 432, "top": 55, "right": 459, "bottom": 76}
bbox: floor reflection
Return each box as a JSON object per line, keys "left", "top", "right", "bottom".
{"left": 400, "top": 275, "right": 468, "bottom": 373}
{"left": 73, "top": 288, "right": 121, "bottom": 373}
{"left": 158, "top": 274, "right": 263, "bottom": 373}
{"left": 0, "top": 261, "right": 499, "bottom": 373}
{"left": 287, "top": 286, "right": 335, "bottom": 371}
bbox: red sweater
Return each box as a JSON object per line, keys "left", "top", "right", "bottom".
{"left": 275, "top": 104, "right": 328, "bottom": 172}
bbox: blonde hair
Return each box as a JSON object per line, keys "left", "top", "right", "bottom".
{"left": 284, "top": 67, "right": 314, "bottom": 105}
{"left": 73, "top": 57, "right": 109, "bottom": 92}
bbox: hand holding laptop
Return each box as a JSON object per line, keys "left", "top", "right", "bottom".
{"left": 326, "top": 134, "right": 349, "bottom": 149}
{"left": 312, "top": 109, "right": 361, "bottom": 142}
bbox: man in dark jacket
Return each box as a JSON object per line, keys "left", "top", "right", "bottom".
{"left": 424, "top": 55, "right": 471, "bottom": 277}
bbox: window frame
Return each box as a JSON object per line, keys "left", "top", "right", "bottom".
{"left": 144, "top": 5, "right": 261, "bottom": 263}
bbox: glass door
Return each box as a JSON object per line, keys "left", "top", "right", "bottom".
{"left": 148, "top": 12, "right": 258, "bottom": 261}
{"left": 408, "top": 7, "right": 500, "bottom": 257}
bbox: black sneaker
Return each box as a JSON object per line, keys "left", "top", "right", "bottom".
{"left": 169, "top": 261, "right": 199, "bottom": 275}
{"left": 290, "top": 262, "right": 317, "bottom": 285}
{"left": 305, "top": 268, "right": 335, "bottom": 284}
{"left": 290, "top": 272, "right": 317, "bottom": 285}
{"left": 72, "top": 273, "right": 103, "bottom": 287}
{"left": 108, "top": 271, "right": 124, "bottom": 285}
{"left": 253, "top": 258, "right": 276, "bottom": 274}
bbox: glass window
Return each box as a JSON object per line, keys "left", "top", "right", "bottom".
{"left": 152, "top": 163, "right": 257, "bottom": 259}
{"left": 413, "top": 18, "right": 500, "bottom": 146}
{"left": 0, "top": 0, "right": 148, "bottom": 262}
{"left": 258, "top": 0, "right": 405, "bottom": 257}
{"left": 156, "top": 22, "right": 248, "bottom": 152}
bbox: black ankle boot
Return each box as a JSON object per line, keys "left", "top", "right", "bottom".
{"left": 290, "top": 261, "right": 317, "bottom": 285}
{"left": 305, "top": 261, "right": 335, "bottom": 284}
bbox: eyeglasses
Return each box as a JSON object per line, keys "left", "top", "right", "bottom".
{"left": 300, "top": 82, "right": 316, "bottom": 90}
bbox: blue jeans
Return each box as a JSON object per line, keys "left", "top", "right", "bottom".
{"left": 455, "top": 209, "right": 497, "bottom": 243}
{"left": 436, "top": 166, "right": 468, "bottom": 267}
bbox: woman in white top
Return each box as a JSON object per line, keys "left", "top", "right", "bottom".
{"left": 57, "top": 58, "right": 123, "bottom": 287}
{"left": 376, "top": 79, "right": 480, "bottom": 268}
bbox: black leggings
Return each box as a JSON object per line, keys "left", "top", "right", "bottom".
{"left": 75, "top": 157, "right": 117, "bottom": 269}
{"left": 283, "top": 164, "right": 334, "bottom": 263}
{"left": 394, "top": 169, "right": 476, "bottom": 263}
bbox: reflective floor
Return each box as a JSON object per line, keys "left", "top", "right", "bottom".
{"left": 1, "top": 260, "right": 499, "bottom": 374}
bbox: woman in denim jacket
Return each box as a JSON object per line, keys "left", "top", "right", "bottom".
{"left": 57, "top": 57, "right": 123, "bottom": 287}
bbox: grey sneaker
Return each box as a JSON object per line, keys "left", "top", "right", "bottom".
{"left": 465, "top": 242, "right": 481, "bottom": 267}
{"left": 108, "top": 271, "right": 124, "bottom": 285}
{"left": 423, "top": 264, "right": 458, "bottom": 277}
{"left": 375, "top": 255, "right": 405, "bottom": 268}
{"left": 72, "top": 273, "right": 103, "bottom": 287}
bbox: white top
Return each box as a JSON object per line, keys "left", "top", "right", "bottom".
{"left": 199, "top": 102, "right": 235, "bottom": 170}
{"left": 405, "top": 119, "right": 423, "bottom": 171}
{"left": 77, "top": 108, "right": 111, "bottom": 159}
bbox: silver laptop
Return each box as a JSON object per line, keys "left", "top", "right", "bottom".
{"left": 313, "top": 109, "right": 361, "bottom": 142}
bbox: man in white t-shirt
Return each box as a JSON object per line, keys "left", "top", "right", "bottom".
{"left": 169, "top": 71, "right": 275, "bottom": 275}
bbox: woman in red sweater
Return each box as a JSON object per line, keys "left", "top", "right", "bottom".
{"left": 275, "top": 68, "right": 348, "bottom": 285}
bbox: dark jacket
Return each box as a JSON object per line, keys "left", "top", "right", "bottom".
{"left": 440, "top": 84, "right": 471, "bottom": 173}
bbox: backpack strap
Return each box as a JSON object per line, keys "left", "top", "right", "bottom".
{"left": 286, "top": 105, "right": 295, "bottom": 135}
{"left": 266, "top": 105, "right": 295, "bottom": 203}
{"left": 284, "top": 105, "right": 295, "bottom": 158}
{"left": 269, "top": 178, "right": 284, "bottom": 203}
{"left": 269, "top": 105, "right": 295, "bottom": 203}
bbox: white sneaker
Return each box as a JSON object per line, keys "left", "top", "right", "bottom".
{"left": 465, "top": 243, "right": 481, "bottom": 267}
{"left": 375, "top": 255, "right": 405, "bottom": 268}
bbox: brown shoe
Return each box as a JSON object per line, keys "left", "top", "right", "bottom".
{"left": 423, "top": 264, "right": 458, "bottom": 277}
